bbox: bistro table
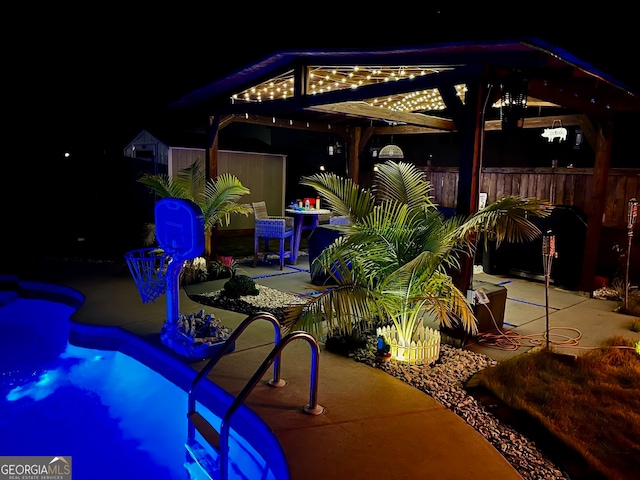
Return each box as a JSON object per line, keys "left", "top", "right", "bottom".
{"left": 285, "top": 208, "right": 332, "bottom": 264}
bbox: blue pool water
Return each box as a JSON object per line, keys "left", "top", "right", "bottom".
{"left": 0, "top": 279, "right": 289, "bottom": 480}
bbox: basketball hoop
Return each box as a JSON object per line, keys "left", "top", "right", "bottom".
{"left": 125, "top": 247, "right": 169, "bottom": 303}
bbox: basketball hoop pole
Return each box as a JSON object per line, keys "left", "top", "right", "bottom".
{"left": 153, "top": 198, "right": 205, "bottom": 350}
{"left": 163, "top": 254, "right": 183, "bottom": 333}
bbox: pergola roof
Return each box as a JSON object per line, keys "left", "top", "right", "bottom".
{"left": 172, "top": 37, "right": 640, "bottom": 134}
{"left": 170, "top": 37, "right": 639, "bottom": 294}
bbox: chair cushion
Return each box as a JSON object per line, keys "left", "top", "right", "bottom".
{"left": 255, "top": 218, "right": 293, "bottom": 238}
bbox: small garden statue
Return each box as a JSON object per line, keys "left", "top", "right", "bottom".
{"left": 376, "top": 335, "right": 392, "bottom": 363}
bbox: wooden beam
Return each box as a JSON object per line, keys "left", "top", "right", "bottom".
{"left": 373, "top": 114, "right": 586, "bottom": 134}
{"left": 484, "top": 114, "right": 583, "bottom": 131}
{"left": 220, "top": 111, "right": 588, "bottom": 140}
{"left": 576, "top": 115, "right": 597, "bottom": 150}
{"left": 220, "top": 113, "right": 349, "bottom": 138}
{"left": 219, "top": 114, "right": 236, "bottom": 129}
{"left": 359, "top": 127, "right": 374, "bottom": 156}
{"left": 309, "top": 102, "right": 455, "bottom": 130}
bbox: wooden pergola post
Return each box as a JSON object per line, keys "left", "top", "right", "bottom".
{"left": 450, "top": 78, "right": 488, "bottom": 294}
{"left": 347, "top": 127, "right": 361, "bottom": 182}
{"left": 204, "top": 115, "right": 221, "bottom": 259}
{"left": 579, "top": 118, "right": 614, "bottom": 293}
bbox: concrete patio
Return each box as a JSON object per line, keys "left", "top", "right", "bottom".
{"left": 5, "top": 254, "right": 638, "bottom": 480}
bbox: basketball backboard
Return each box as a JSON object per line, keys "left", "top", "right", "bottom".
{"left": 154, "top": 198, "right": 205, "bottom": 260}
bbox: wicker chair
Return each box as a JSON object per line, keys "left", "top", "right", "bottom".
{"left": 252, "top": 202, "right": 294, "bottom": 270}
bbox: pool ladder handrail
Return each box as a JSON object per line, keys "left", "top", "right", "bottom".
{"left": 186, "top": 311, "right": 324, "bottom": 480}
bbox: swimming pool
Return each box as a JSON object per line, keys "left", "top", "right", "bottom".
{"left": 0, "top": 277, "right": 289, "bottom": 480}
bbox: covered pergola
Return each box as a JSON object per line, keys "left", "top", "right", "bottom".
{"left": 171, "top": 37, "right": 640, "bottom": 293}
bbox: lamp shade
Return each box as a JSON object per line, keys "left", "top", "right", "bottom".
{"left": 378, "top": 144, "right": 404, "bottom": 159}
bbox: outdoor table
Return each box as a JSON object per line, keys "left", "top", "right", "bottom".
{"left": 285, "top": 208, "right": 332, "bottom": 264}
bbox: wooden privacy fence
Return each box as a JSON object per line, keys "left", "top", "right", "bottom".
{"left": 420, "top": 167, "right": 640, "bottom": 228}
{"left": 376, "top": 323, "right": 441, "bottom": 365}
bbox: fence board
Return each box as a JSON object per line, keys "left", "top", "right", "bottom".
{"left": 574, "top": 174, "right": 587, "bottom": 210}
{"left": 519, "top": 173, "right": 528, "bottom": 197}
{"left": 536, "top": 174, "right": 550, "bottom": 201}
{"left": 554, "top": 173, "right": 565, "bottom": 204}
{"left": 418, "top": 167, "right": 638, "bottom": 228}
{"left": 511, "top": 175, "right": 521, "bottom": 198}
{"left": 611, "top": 175, "right": 628, "bottom": 225}
{"left": 564, "top": 174, "right": 576, "bottom": 205}
{"left": 495, "top": 173, "right": 506, "bottom": 200}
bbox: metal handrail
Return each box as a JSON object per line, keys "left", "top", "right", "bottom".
{"left": 187, "top": 311, "right": 283, "bottom": 441}
{"left": 219, "top": 330, "right": 323, "bottom": 480}
{"left": 185, "top": 311, "right": 324, "bottom": 480}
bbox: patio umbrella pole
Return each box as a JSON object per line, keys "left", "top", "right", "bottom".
{"left": 542, "top": 231, "right": 557, "bottom": 349}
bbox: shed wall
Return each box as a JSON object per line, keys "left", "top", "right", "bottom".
{"left": 168, "top": 147, "right": 287, "bottom": 231}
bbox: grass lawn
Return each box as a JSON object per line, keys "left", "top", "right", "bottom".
{"left": 475, "top": 336, "right": 640, "bottom": 480}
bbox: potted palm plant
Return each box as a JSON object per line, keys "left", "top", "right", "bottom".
{"left": 282, "top": 160, "right": 552, "bottom": 362}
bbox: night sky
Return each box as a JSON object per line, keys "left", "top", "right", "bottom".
{"left": 4, "top": 6, "right": 639, "bottom": 259}
{"left": 10, "top": 6, "right": 639, "bottom": 160}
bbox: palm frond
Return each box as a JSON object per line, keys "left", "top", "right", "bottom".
{"left": 176, "top": 157, "right": 206, "bottom": 201}
{"left": 281, "top": 285, "right": 381, "bottom": 338}
{"left": 373, "top": 160, "right": 435, "bottom": 210}
{"left": 419, "top": 273, "right": 478, "bottom": 334}
{"left": 201, "top": 173, "right": 252, "bottom": 230}
{"left": 141, "top": 223, "right": 157, "bottom": 246}
{"left": 456, "top": 196, "right": 554, "bottom": 248}
{"left": 300, "top": 172, "right": 376, "bottom": 222}
{"left": 137, "top": 174, "right": 191, "bottom": 200}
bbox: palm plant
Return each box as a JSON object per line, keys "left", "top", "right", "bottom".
{"left": 137, "top": 158, "right": 252, "bottom": 258}
{"left": 282, "top": 161, "right": 553, "bottom": 354}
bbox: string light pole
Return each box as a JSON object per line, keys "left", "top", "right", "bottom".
{"left": 542, "top": 231, "right": 558, "bottom": 349}
{"left": 625, "top": 198, "right": 638, "bottom": 312}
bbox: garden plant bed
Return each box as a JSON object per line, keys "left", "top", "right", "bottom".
{"left": 189, "top": 284, "right": 307, "bottom": 322}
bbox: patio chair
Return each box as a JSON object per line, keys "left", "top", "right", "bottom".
{"left": 252, "top": 202, "right": 294, "bottom": 270}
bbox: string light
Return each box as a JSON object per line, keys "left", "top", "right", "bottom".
{"left": 231, "top": 65, "right": 466, "bottom": 114}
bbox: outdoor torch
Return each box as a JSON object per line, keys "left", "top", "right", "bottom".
{"left": 625, "top": 198, "right": 638, "bottom": 312}
{"left": 542, "top": 231, "right": 558, "bottom": 348}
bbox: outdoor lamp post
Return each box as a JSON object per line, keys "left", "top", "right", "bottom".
{"left": 625, "top": 198, "right": 638, "bottom": 312}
